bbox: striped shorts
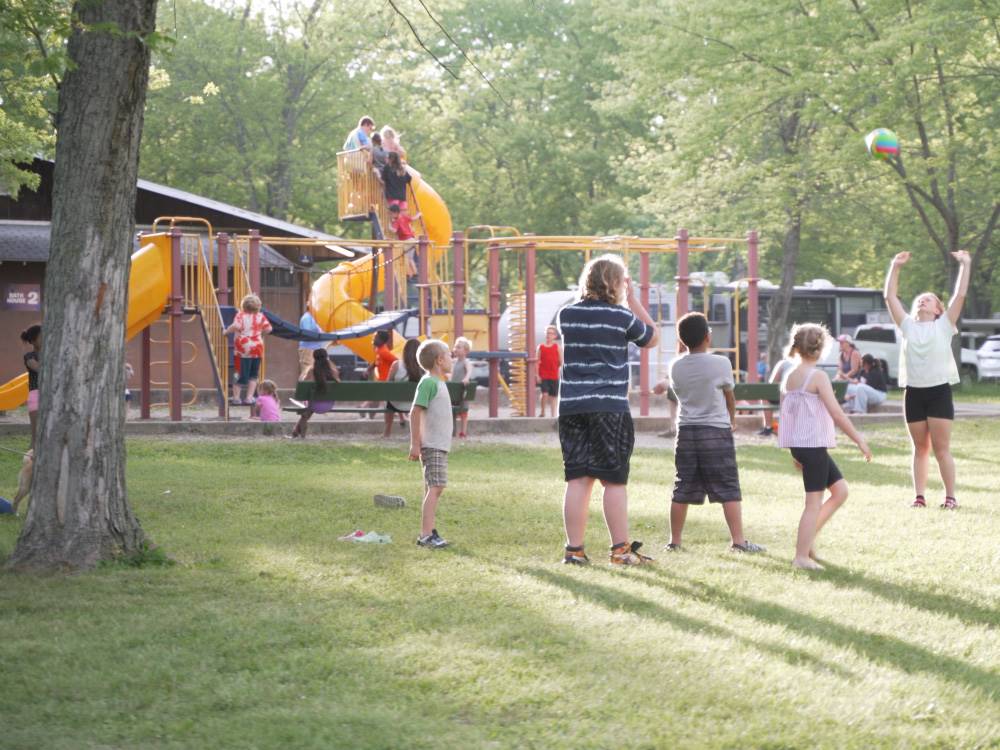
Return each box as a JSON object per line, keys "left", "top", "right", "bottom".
{"left": 421, "top": 447, "right": 448, "bottom": 487}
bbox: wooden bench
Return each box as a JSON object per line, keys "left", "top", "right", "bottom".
{"left": 732, "top": 381, "right": 848, "bottom": 413}
{"left": 286, "top": 380, "right": 477, "bottom": 416}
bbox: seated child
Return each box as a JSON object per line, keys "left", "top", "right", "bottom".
{"left": 253, "top": 379, "right": 281, "bottom": 422}
{"left": 290, "top": 350, "right": 339, "bottom": 439}
{"left": 667, "top": 311, "right": 765, "bottom": 553}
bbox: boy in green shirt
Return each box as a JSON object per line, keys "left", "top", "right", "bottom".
{"left": 409, "top": 339, "right": 454, "bottom": 548}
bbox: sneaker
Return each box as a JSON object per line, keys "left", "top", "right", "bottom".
{"left": 757, "top": 427, "right": 774, "bottom": 436}
{"left": 610, "top": 540, "right": 655, "bottom": 565}
{"left": 374, "top": 494, "right": 406, "bottom": 508}
{"left": 941, "top": 496, "right": 958, "bottom": 510}
{"left": 663, "top": 542, "right": 682, "bottom": 552}
{"left": 911, "top": 495, "right": 927, "bottom": 508}
{"left": 730, "top": 540, "right": 766, "bottom": 553}
{"left": 562, "top": 547, "right": 590, "bottom": 565}
{"left": 657, "top": 429, "right": 676, "bottom": 439}
{"left": 416, "top": 529, "right": 449, "bottom": 549}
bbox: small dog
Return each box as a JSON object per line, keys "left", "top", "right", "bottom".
{"left": 12, "top": 448, "right": 32, "bottom": 515}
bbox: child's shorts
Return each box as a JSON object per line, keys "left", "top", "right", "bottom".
{"left": 27, "top": 389, "right": 39, "bottom": 412}
{"left": 539, "top": 378, "right": 559, "bottom": 397}
{"left": 789, "top": 447, "right": 843, "bottom": 492}
{"left": 236, "top": 357, "right": 261, "bottom": 385}
{"left": 558, "top": 412, "right": 634, "bottom": 485}
{"left": 672, "top": 424, "right": 742, "bottom": 504}
{"left": 421, "top": 447, "right": 448, "bottom": 487}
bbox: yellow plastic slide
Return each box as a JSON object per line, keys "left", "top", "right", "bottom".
{"left": 310, "top": 173, "right": 452, "bottom": 362}
{"left": 0, "top": 236, "right": 173, "bottom": 410}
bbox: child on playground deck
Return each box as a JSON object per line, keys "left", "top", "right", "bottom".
{"left": 536, "top": 325, "right": 562, "bottom": 418}
{"left": 388, "top": 203, "right": 422, "bottom": 242}
{"left": 253, "top": 379, "right": 281, "bottom": 422}
{"left": 451, "top": 336, "right": 473, "bottom": 437}
{"left": 667, "top": 312, "right": 765, "bottom": 553}
{"left": 225, "top": 294, "right": 272, "bottom": 405}
{"left": 408, "top": 339, "right": 454, "bottom": 549}
{"left": 557, "top": 254, "right": 659, "bottom": 566}
{"left": 779, "top": 323, "right": 872, "bottom": 569}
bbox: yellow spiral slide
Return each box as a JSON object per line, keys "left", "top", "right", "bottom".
{"left": 0, "top": 236, "right": 173, "bottom": 410}
{"left": 308, "top": 171, "right": 452, "bottom": 362}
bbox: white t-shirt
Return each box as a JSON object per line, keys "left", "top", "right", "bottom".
{"left": 899, "top": 314, "right": 959, "bottom": 388}
{"left": 669, "top": 352, "right": 734, "bottom": 429}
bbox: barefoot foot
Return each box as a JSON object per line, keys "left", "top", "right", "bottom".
{"left": 793, "top": 556, "right": 824, "bottom": 570}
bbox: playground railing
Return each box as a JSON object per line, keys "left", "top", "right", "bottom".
{"left": 337, "top": 148, "right": 391, "bottom": 233}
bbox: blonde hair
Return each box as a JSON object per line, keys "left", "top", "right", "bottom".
{"left": 257, "top": 379, "right": 277, "bottom": 396}
{"left": 786, "top": 323, "right": 828, "bottom": 361}
{"left": 241, "top": 294, "right": 262, "bottom": 313}
{"left": 417, "top": 339, "right": 449, "bottom": 372}
{"left": 454, "top": 336, "right": 472, "bottom": 351}
{"left": 578, "top": 254, "right": 626, "bottom": 305}
{"left": 910, "top": 292, "right": 944, "bottom": 319}
{"left": 380, "top": 125, "right": 399, "bottom": 143}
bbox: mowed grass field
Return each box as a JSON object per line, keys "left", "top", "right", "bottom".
{"left": 0, "top": 422, "right": 997, "bottom": 750}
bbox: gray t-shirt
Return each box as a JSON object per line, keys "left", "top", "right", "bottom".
{"left": 412, "top": 374, "right": 453, "bottom": 452}
{"left": 450, "top": 358, "right": 468, "bottom": 384}
{"left": 668, "top": 352, "right": 735, "bottom": 429}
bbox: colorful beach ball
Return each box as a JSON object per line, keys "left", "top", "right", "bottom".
{"left": 865, "top": 128, "right": 899, "bottom": 160}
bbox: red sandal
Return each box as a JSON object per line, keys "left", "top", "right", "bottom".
{"left": 941, "top": 496, "right": 958, "bottom": 510}
{"left": 911, "top": 495, "right": 926, "bottom": 508}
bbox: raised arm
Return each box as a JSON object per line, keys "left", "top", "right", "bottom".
{"left": 816, "top": 375, "right": 872, "bottom": 461}
{"left": 946, "top": 251, "right": 972, "bottom": 327}
{"left": 883, "top": 252, "right": 910, "bottom": 328}
{"left": 625, "top": 278, "right": 660, "bottom": 349}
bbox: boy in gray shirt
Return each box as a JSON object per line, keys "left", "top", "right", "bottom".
{"left": 409, "top": 339, "right": 454, "bottom": 549}
{"left": 667, "top": 312, "right": 764, "bottom": 554}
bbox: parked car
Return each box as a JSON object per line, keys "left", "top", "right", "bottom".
{"left": 977, "top": 335, "right": 1000, "bottom": 381}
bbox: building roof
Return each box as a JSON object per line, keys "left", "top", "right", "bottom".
{"left": 0, "top": 220, "right": 295, "bottom": 268}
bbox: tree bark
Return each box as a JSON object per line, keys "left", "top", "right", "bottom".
{"left": 766, "top": 210, "right": 802, "bottom": 368}
{"left": 10, "top": 0, "right": 158, "bottom": 571}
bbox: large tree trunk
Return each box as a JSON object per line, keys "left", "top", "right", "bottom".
{"left": 10, "top": 0, "right": 158, "bottom": 571}
{"left": 766, "top": 211, "right": 802, "bottom": 368}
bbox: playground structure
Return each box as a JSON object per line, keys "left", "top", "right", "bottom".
{"left": 0, "top": 147, "right": 761, "bottom": 421}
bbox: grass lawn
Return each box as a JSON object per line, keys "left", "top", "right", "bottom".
{"left": 1, "top": 422, "right": 998, "bottom": 750}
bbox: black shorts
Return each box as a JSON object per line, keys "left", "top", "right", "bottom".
{"left": 789, "top": 447, "right": 844, "bottom": 493}
{"left": 559, "top": 412, "right": 635, "bottom": 485}
{"left": 236, "top": 357, "right": 261, "bottom": 385}
{"left": 672, "top": 425, "right": 741, "bottom": 504}
{"left": 539, "top": 378, "right": 559, "bottom": 396}
{"left": 904, "top": 383, "right": 954, "bottom": 423}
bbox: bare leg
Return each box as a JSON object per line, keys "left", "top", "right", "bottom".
{"left": 600, "top": 481, "right": 629, "bottom": 547}
{"left": 669, "top": 501, "right": 688, "bottom": 546}
{"left": 721, "top": 501, "right": 746, "bottom": 546}
{"left": 292, "top": 408, "right": 313, "bottom": 438}
{"left": 907, "top": 420, "right": 931, "bottom": 496}
{"left": 810, "top": 479, "right": 848, "bottom": 559}
{"left": 383, "top": 411, "right": 393, "bottom": 438}
{"left": 247, "top": 378, "right": 259, "bottom": 401}
{"left": 927, "top": 417, "right": 956, "bottom": 497}
{"left": 28, "top": 410, "right": 37, "bottom": 449}
{"left": 563, "top": 477, "right": 596, "bottom": 548}
{"left": 794, "top": 491, "right": 824, "bottom": 569}
{"left": 460, "top": 412, "right": 469, "bottom": 434}
{"left": 421, "top": 485, "right": 445, "bottom": 536}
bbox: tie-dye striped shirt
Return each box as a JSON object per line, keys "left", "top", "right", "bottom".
{"left": 556, "top": 299, "right": 652, "bottom": 415}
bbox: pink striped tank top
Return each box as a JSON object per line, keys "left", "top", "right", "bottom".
{"left": 778, "top": 368, "right": 836, "bottom": 448}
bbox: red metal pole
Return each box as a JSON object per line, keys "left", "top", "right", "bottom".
{"left": 141, "top": 326, "right": 151, "bottom": 420}
{"left": 488, "top": 242, "right": 500, "bottom": 418}
{"left": 418, "top": 235, "right": 430, "bottom": 337}
{"left": 676, "top": 228, "right": 689, "bottom": 324}
{"left": 747, "top": 230, "right": 760, "bottom": 383}
{"left": 525, "top": 241, "right": 537, "bottom": 417}
{"left": 217, "top": 232, "right": 230, "bottom": 308}
{"left": 169, "top": 227, "right": 183, "bottom": 421}
{"left": 640, "top": 251, "right": 651, "bottom": 416}
{"left": 452, "top": 231, "right": 465, "bottom": 338}
{"left": 248, "top": 229, "right": 261, "bottom": 294}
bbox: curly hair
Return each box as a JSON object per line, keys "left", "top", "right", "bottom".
{"left": 786, "top": 323, "right": 829, "bottom": 361}
{"left": 578, "top": 254, "right": 626, "bottom": 305}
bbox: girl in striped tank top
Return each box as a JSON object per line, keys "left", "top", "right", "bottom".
{"left": 779, "top": 324, "right": 872, "bottom": 570}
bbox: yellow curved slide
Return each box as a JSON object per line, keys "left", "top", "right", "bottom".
{"left": 310, "top": 172, "right": 452, "bottom": 362}
{"left": 0, "top": 236, "right": 173, "bottom": 410}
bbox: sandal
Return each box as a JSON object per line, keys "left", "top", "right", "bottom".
{"left": 911, "top": 495, "right": 926, "bottom": 508}
{"left": 941, "top": 496, "right": 958, "bottom": 510}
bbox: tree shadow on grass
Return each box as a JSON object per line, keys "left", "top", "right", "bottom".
{"left": 519, "top": 565, "right": 853, "bottom": 679}
{"left": 738, "top": 555, "right": 1000, "bottom": 631}
{"left": 635, "top": 569, "right": 1000, "bottom": 703}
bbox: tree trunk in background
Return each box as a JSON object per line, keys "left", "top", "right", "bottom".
{"left": 766, "top": 211, "right": 802, "bottom": 368}
{"left": 10, "top": 0, "right": 158, "bottom": 570}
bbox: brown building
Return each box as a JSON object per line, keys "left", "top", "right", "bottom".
{"left": 0, "top": 159, "right": 362, "bottom": 400}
